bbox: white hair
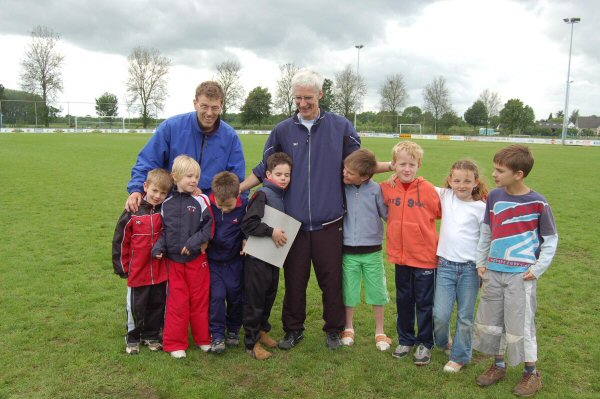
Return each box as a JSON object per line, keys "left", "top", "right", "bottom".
{"left": 291, "top": 69, "right": 324, "bottom": 93}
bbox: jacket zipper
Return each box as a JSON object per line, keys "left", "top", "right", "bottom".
{"left": 150, "top": 208, "right": 155, "bottom": 285}
{"left": 307, "top": 126, "right": 312, "bottom": 230}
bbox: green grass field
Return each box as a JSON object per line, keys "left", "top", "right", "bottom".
{"left": 0, "top": 133, "right": 599, "bottom": 399}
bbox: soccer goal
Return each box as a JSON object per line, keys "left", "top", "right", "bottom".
{"left": 398, "top": 124, "right": 422, "bottom": 135}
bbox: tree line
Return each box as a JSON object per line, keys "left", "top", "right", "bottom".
{"left": 0, "top": 25, "right": 582, "bottom": 136}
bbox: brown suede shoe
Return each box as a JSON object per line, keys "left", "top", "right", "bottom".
{"left": 247, "top": 342, "right": 272, "bottom": 360}
{"left": 512, "top": 371, "right": 542, "bottom": 397}
{"left": 259, "top": 331, "right": 278, "bottom": 349}
{"left": 476, "top": 364, "right": 507, "bottom": 387}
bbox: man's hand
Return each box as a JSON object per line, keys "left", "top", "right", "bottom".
{"left": 271, "top": 228, "right": 287, "bottom": 248}
{"left": 477, "top": 266, "right": 487, "bottom": 279}
{"left": 154, "top": 253, "right": 163, "bottom": 260}
{"left": 240, "top": 239, "right": 247, "bottom": 255}
{"left": 200, "top": 242, "right": 208, "bottom": 254}
{"left": 125, "top": 192, "right": 143, "bottom": 212}
{"left": 181, "top": 247, "right": 191, "bottom": 256}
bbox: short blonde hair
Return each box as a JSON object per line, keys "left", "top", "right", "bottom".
{"left": 171, "top": 154, "right": 200, "bottom": 179}
{"left": 146, "top": 168, "right": 173, "bottom": 192}
{"left": 392, "top": 141, "right": 424, "bottom": 163}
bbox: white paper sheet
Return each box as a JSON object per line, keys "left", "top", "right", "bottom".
{"left": 243, "top": 205, "right": 301, "bottom": 268}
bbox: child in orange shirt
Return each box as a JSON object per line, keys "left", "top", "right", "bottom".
{"left": 380, "top": 141, "right": 441, "bottom": 366}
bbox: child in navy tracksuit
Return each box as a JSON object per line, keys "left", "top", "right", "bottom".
{"left": 242, "top": 152, "right": 293, "bottom": 360}
{"left": 152, "top": 155, "right": 214, "bottom": 359}
{"left": 206, "top": 172, "right": 247, "bottom": 354}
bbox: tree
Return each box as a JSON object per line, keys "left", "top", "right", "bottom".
{"left": 569, "top": 109, "right": 579, "bottom": 125}
{"left": 95, "top": 92, "right": 119, "bottom": 117}
{"left": 332, "top": 64, "right": 366, "bottom": 120}
{"left": 19, "top": 25, "right": 65, "bottom": 127}
{"left": 126, "top": 46, "right": 170, "bottom": 128}
{"left": 274, "top": 63, "right": 300, "bottom": 116}
{"left": 423, "top": 76, "right": 451, "bottom": 134}
{"left": 499, "top": 98, "right": 535, "bottom": 135}
{"left": 401, "top": 106, "right": 423, "bottom": 124}
{"left": 478, "top": 89, "right": 501, "bottom": 118}
{"left": 464, "top": 100, "right": 488, "bottom": 131}
{"left": 439, "top": 111, "right": 461, "bottom": 133}
{"left": 215, "top": 59, "right": 245, "bottom": 119}
{"left": 320, "top": 78, "right": 334, "bottom": 112}
{"left": 240, "top": 87, "right": 272, "bottom": 127}
{"left": 379, "top": 74, "right": 408, "bottom": 114}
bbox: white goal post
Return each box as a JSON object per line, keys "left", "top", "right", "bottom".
{"left": 398, "top": 123, "right": 422, "bottom": 134}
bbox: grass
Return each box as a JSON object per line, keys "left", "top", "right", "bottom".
{"left": 0, "top": 133, "right": 599, "bottom": 399}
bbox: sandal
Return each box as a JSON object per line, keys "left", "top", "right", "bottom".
{"left": 341, "top": 329, "right": 355, "bottom": 346}
{"left": 375, "top": 334, "right": 392, "bottom": 351}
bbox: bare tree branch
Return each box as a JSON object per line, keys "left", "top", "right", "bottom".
{"left": 423, "top": 76, "right": 451, "bottom": 134}
{"left": 126, "top": 46, "right": 170, "bottom": 128}
{"left": 274, "top": 63, "right": 300, "bottom": 116}
{"left": 19, "top": 25, "right": 64, "bottom": 127}
{"left": 215, "top": 59, "right": 245, "bottom": 118}
{"left": 333, "top": 64, "right": 366, "bottom": 120}
{"left": 478, "top": 89, "right": 502, "bottom": 118}
{"left": 379, "top": 74, "right": 408, "bottom": 114}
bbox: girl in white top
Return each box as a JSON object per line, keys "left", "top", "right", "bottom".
{"left": 433, "top": 160, "right": 489, "bottom": 373}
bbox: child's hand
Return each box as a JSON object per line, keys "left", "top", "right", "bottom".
{"left": 272, "top": 228, "right": 287, "bottom": 248}
{"left": 181, "top": 247, "right": 191, "bottom": 256}
{"left": 154, "top": 253, "right": 164, "bottom": 260}
{"left": 200, "top": 242, "right": 208, "bottom": 254}
{"left": 523, "top": 270, "right": 537, "bottom": 281}
{"left": 240, "top": 239, "right": 247, "bottom": 255}
{"left": 477, "top": 267, "right": 487, "bottom": 279}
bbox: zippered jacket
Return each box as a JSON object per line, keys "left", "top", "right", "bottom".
{"left": 252, "top": 110, "right": 361, "bottom": 231}
{"left": 207, "top": 193, "right": 247, "bottom": 263}
{"left": 241, "top": 180, "right": 286, "bottom": 239}
{"left": 112, "top": 200, "right": 168, "bottom": 287}
{"left": 127, "top": 113, "right": 246, "bottom": 198}
{"left": 343, "top": 180, "right": 388, "bottom": 247}
{"left": 380, "top": 176, "right": 442, "bottom": 268}
{"left": 152, "top": 192, "right": 215, "bottom": 263}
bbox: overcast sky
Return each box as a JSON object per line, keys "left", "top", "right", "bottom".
{"left": 0, "top": 0, "right": 598, "bottom": 121}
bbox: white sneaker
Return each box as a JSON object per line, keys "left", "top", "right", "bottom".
{"left": 199, "top": 344, "right": 211, "bottom": 353}
{"left": 170, "top": 350, "right": 186, "bottom": 359}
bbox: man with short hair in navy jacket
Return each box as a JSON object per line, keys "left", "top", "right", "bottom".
{"left": 125, "top": 81, "right": 246, "bottom": 212}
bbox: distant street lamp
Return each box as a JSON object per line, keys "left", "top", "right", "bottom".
{"left": 353, "top": 44, "right": 364, "bottom": 129}
{"left": 561, "top": 17, "right": 581, "bottom": 145}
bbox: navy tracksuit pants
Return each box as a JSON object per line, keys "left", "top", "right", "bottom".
{"left": 209, "top": 257, "right": 244, "bottom": 340}
{"left": 395, "top": 264, "right": 436, "bottom": 349}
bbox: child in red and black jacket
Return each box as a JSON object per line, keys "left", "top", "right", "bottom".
{"left": 112, "top": 168, "right": 173, "bottom": 355}
{"left": 152, "top": 155, "right": 215, "bottom": 359}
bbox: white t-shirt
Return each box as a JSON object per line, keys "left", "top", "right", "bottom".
{"left": 436, "top": 187, "right": 486, "bottom": 263}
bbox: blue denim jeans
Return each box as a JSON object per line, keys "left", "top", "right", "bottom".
{"left": 433, "top": 257, "right": 480, "bottom": 364}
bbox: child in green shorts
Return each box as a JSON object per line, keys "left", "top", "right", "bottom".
{"left": 340, "top": 149, "right": 392, "bottom": 351}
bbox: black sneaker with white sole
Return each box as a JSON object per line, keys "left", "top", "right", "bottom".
{"left": 278, "top": 330, "right": 304, "bottom": 350}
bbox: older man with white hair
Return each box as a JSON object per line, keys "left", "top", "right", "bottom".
{"left": 241, "top": 69, "right": 372, "bottom": 350}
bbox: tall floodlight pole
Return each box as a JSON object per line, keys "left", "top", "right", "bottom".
{"left": 353, "top": 44, "right": 364, "bottom": 129}
{"left": 561, "top": 17, "right": 580, "bottom": 145}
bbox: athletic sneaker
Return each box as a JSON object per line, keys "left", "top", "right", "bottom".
{"left": 199, "top": 344, "right": 211, "bottom": 353}
{"left": 278, "top": 330, "right": 304, "bottom": 350}
{"left": 143, "top": 340, "right": 163, "bottom": 352}
{"left": 125, "top": 342, "right": 140, "bottom": 355}
{"left": 170, "top": 350, "right": 186, "bottom": 359}
{"left": 225, "top": 332, "right": 240, "bottom": 347}
{"left": 210, "top": 339, "right": 226, "bottom": 354}
{"left": 392, "top": 344, "right": 413, "bottom": 359}
{"left": 326, "top": 332, "right": 343, "bottom": 350}
{"left": 413, "top": 344, "right": 432, "bottom": 366}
